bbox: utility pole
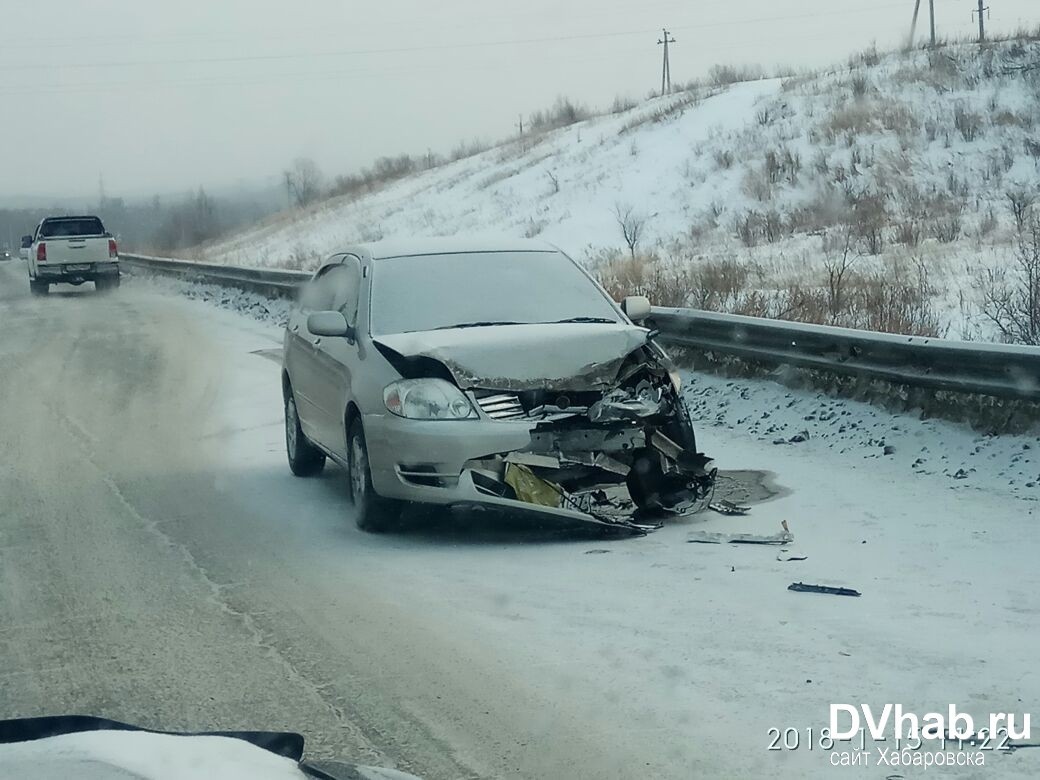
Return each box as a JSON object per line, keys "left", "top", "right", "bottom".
{"left": 910, "top": 0, "right": 938, "bottom": 48}
{"left": 973, "top": 0, "right": 989, "bottom": 42}
{"left": 657, "top": 29, "right": 676, "bottom": 95}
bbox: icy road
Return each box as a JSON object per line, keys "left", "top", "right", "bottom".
{"left": 1, "top": 260, "right": 1038, "bottom": 779}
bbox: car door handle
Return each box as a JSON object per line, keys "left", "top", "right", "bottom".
{"left": 313, "top": 338, "right": 321, "bottom": 347}
{"left": 291, "top": 324, "right": 299, "bottom": 333}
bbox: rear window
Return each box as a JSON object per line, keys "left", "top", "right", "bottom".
{"left": 39, "top": 218, "right": 106, "bottom": 238}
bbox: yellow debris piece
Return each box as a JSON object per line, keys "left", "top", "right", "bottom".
{"left": 504, "top": 462, "right": 563, "bottom": 508}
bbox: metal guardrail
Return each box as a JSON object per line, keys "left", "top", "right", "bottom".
{"left": 648, "top": 308, "right": 1040, "bottom": 401}
{"left": 121, "top": 253, "right": 308, "bottom": 298}
{"left": 122, "top": 253, "right": 1040, "bottom": 402}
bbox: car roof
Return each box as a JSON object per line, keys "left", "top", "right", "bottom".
{"left": 343, "top": 237, "right": 561, "bottom": 261}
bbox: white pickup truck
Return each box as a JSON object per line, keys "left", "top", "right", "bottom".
{"left": 24, "top": 215, "right": 120, "bottom": 295}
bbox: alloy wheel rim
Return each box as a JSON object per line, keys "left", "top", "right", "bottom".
{"left": 351, "top": 437, "right": 366, "bottom": 502}
{"left": 286, "top": 398, "right": 298, "bottom": 458}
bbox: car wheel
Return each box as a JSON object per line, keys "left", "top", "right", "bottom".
{"left": 626, "top": 448, "right": 668, "bottom": 512}
{"left": 285, "top": 393, "right": 326, "bottom": 476}
{"left": 29, "top": 279, "right": 48, "bottom": 296}
{"left": 96, "top": 277, "right": 120, "bottom": 293}
{"left": 347, "top": 418, "right": 403, "bottom": 533}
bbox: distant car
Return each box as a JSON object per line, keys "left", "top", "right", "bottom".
{"left": 0, "top": 249, "right": 10, "bottom": 261}
{"left": 281, "top": 239, "right": 716, "bottom": 533}
{"left": 25, "top": 215, "right": 120, "bottom": 295}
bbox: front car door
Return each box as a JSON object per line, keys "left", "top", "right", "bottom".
{"left": 285, "top": 257, "right": 346, "bottom": 446}
{"left": 308, "top": 256, "right": 363, "bottom": 457}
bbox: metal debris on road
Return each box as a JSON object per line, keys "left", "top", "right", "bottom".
{"left": 708, "top": 499, "right": 751, "bottom": 515}
{"left": 688, "top": 531, "right": 793, "bottom": 545}
{"left": 788, "top": 582, "right": 861, "bottom": 597}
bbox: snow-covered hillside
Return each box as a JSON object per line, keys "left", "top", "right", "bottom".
{"left": 203, "top": 79, "right": 780, "bottom": 263}
{"left": 201, "top": 37, "right": 1040, "bottom": 341}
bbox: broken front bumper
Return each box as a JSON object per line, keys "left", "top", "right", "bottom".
{"left": 362, "top": 413, "right": 657, "bottom": 531}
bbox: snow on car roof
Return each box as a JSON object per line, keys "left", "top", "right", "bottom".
{"left": 354, "top": 237, "right": 560, "bottom": 260}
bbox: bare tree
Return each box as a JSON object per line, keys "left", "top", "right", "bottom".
{"left": 284, "top": 157, "right": 324, "bottom": 208}
{"left": 545, "top": 169, "right": 560, "bottom": 194}
{"left": 824, "top": 225, "right": 857, "bottom": 318}
{"left": 614, "top": 203, "right": 647, "bottom": 260}
{"left": 977, "top": 218, "right": 1040, "bottom": 345}
{"left": 1006, "top": 189, "right": 1035, "bottom": 234}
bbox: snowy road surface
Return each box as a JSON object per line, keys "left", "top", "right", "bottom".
{"left": 1, "top": 260, "right": 1038, "bottom": 779}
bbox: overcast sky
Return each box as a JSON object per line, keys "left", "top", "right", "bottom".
{"left": 1, "top": 0, "right": 1036, "bottom": 200}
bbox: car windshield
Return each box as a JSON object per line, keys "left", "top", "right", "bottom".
{"left": 370, "top": 251, "right": 622, "bottom": 335}
{"left": 39, "top": 218, "right": 105, "bottom": 238}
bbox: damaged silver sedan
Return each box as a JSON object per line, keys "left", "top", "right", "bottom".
{"left": 281, "top": 239, "right": 716, "bottom": 533}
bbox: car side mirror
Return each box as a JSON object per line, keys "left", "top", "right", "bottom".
{"left": 21, "top": 235, "right": 32, "bottom": 247}
{"left": 621, "top": 295, "right": 652, "bottom": 322}
{"left": 307, "top": 310, "right": 355, "bottom": 340}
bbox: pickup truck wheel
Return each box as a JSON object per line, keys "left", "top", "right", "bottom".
{"left": 29, "top": 279, "right": 48, "bottom": 296}
{"left": 347, "top": 418, "right": 403, "bottom": 533}
{"left": 285, "top": 394, "right": 326, "bottom": 476}
{"left": 96, "top": 278, "right": 120, "bottom": 293}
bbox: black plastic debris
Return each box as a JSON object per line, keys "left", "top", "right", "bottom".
{"left": 788, "top": 582, "right": 861, "bottom": 597}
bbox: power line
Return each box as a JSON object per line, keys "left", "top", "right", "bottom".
{"left": 0, "top": 2, "right": 911, "bottom": 71}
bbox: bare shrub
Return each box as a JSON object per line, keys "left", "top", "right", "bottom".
{"left": 824, "top": 103, "right": 876, "bottom": 142}
{"left": 330, "top": 154, "right": 420, "bottom": 199}
{"left": 928, "top": 206, "right": 964, "bottom": 243}
{"left": 892, "top": 218, "right": 923, "bottom": 247}
{"left": 849, "top": 191, "right": 888, "bottom": 255}
{"left": 734, "top": 211, "right": 764, "bottom": 247}
{"left": 610, "top": 95, "right": 638, "bottom": 114}
{"left": 714, "top": 149, "right": 735, "bottom": 169}
{"left": 764, "top": 146, "right": 801, "bottom": 185}
{"left": 528, "top": 96, "right": 589, "bottom": 131}
{"left": 708, "top": 63, "right": 766, "bottom": 86}
{"left": 851, "top": 74, "right": 869, "bottom": 99}
{"left": 592, "top": 250, "right": 694, "bottom": 308}
{"left": 545, "top": 169, "right": 560, "bottom": 194}
{"left": 977, "top": 219, "right": 1040, "bottom": 344}
{"left": 954, "top": 104, "right": 984, "bottom": 142}
{"left": 978, "top": 208, "right": 999, "bottom": 237}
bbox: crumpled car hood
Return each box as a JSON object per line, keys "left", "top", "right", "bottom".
{"left": 373, "top": 323, "right": 650, "bottom": 391}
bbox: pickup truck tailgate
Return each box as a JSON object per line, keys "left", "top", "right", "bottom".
{"left": 46, "top": 237, "right": 111, "bottom": 265}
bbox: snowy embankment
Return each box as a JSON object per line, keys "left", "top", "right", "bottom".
{"left": 201, "top": 78, "right": 781, "bottom": 266}
{"left": 141, "top": 278, "right": 1040, "bottom": 779}
{"left": 198, "top": 37, "right": 1040, "bottom": 341}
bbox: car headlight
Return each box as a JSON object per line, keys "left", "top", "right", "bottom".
{"left": 383, "top": 378, "right": 477, "bottom": 420}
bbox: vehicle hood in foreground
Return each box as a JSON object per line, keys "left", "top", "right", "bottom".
{"left": 373, "top": 323, "right": 649, "bottom": 391}
{"left": 0, "top": 716, "right": 420, "bottom": 780}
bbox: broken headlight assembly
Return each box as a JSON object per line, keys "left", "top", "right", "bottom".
{"left": 383, "top": 378, "right": 477, "bottom": 420}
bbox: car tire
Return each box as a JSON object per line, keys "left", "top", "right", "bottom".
{"left": 97, "top": 277, "right": 120, "bottom": 293}
{"left": 285, "top": 393, "right": 326, "bottom": 477}
{"left": 347, "top": 418, "right": 403, "bottom": 533}
{"left": 29, "top": 279, "right": 48, "bottom": 296}
{"left": 626, "top": 448, "right": 667, "bottom": 512}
